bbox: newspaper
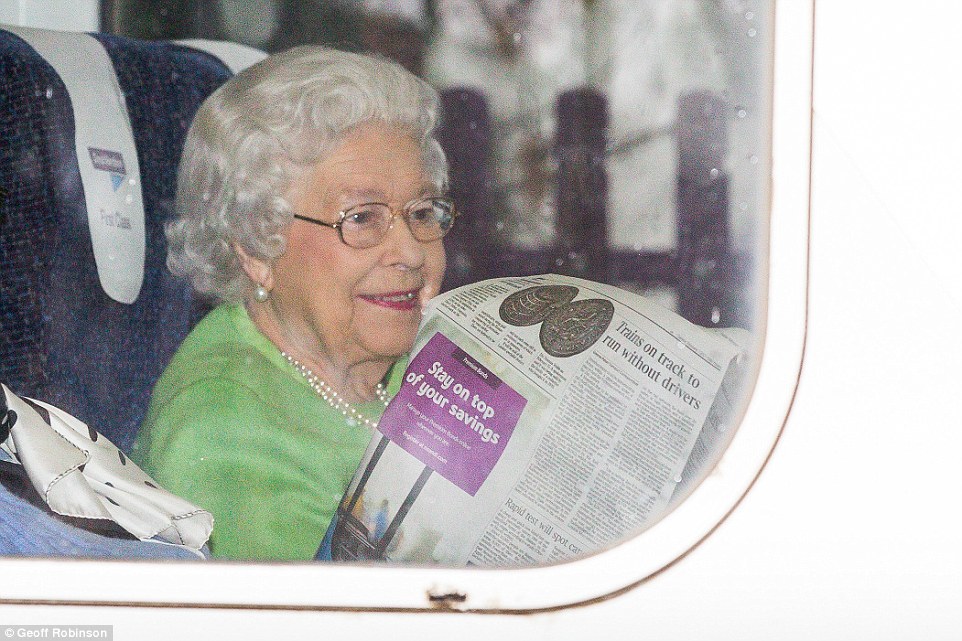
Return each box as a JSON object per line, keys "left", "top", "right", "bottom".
{"left": 322, "top": 275, "right": 748, "bottom": 565}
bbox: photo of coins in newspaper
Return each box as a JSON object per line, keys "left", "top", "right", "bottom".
{"left": 499, "top": 285, "right": 615, "bottom": 357}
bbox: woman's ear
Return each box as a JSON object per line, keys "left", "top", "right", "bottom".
{"left": 233, "top": 243, "right": 274, "bottom": 292}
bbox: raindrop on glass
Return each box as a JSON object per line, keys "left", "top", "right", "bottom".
{"left": 711, "top": 307, "right": 721, "bottom": 324}
{"left": 45, "top": 86, "right": 53, "bottom": 99}
{"left": 750, "top": 155, "right": 759, "bottom": 165}
{"left": 737, "top": 108, "right": 747, "bottom": 119}
{"left": 748, "top": 28, "right": 757, "bottom": 37}
{"left": 124, "top": 194, "right": 133, "bottom": 204}
{"left": 673, "top": 475, "right": 683, "bottom": 484}
{"left": 709, "top": 167, "right": 720, "bottom": 180}
{"left": 746, "top": 11, "right": 754, "bottom": 20}
{"left": 554, "top": 257, "right": 564, "bottom": 267}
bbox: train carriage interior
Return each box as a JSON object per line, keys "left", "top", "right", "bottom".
{"left": 0, "top": 0, "right": 773, "bottom": 573}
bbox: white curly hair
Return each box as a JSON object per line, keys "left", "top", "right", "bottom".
{"left": 166, "top": 45, "right": 448, "bottom": 302}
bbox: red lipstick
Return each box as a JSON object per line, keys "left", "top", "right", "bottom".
{"left": 359, "top": 289, "right": 420, "bottom": 311}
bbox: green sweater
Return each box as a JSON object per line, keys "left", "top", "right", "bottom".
{"left": 133, "top": 304, "right": 403, "bottom": 560}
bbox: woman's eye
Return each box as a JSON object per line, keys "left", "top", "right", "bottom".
{"left": 345, "top": 209, "right": 379, "bottom": 226}
{"left": 409, "top": 206, "right": 435, "bottom": 224}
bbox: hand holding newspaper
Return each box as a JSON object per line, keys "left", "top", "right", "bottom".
{"left": 320, "top": 275, "right": 749, "bottom": 565}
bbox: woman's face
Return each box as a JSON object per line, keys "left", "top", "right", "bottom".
{"left": 270, "top": 122, "right": 446, "bottom": 368}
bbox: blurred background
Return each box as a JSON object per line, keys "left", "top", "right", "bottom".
{"left": 102, "top": 0, "right": 770, "bottom": 328}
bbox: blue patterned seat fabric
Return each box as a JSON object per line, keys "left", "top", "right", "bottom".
{"left": 0, "top": 464, "right": 206, "bottom": 559}
{"left": 0, "top": 30, "right": 231, "bottom": 452}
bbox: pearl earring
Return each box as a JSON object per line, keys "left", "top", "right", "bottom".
{"left": 254, "top": 284, "right": 270, "bottom": 302}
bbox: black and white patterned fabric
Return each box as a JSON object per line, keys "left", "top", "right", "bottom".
{"left": 0, "top": 28, "right": 234, "bottom": 451}
{"left": 0, "top": 383, "right": 211, "bottom": 554}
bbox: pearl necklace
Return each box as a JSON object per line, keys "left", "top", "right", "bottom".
{"left": 282, "top": 352, "right": 390, "bottom": 429}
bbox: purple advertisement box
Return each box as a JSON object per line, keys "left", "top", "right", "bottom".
{"left": 378, "top": 333, "right": 527, "bottom": 496}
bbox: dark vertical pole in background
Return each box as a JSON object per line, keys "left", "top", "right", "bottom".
{"left": 99, "top": 0, "right": 117, "bottom": 32}
{"left": 99, "top": 0, "right": 227, "bottom": 42}
{"left": 437, "top": 88, "right": 495, "bottom": 290}
{"left": 676, "top": 90, "right": 733, "bottom": 326}
{"left": 554, "top": 88, "right": 609, "bottom": 281}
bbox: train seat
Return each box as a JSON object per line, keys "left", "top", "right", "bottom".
{"left": 0, "top": 25, "right": 262, "bottom": 452}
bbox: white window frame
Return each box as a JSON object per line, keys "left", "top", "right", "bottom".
{"left": 0, "top": 0, "right": 812, "bottom": 614}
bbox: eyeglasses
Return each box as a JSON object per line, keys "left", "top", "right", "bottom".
{"left": 293, "top": 197, "right": 458, "bottom": 249}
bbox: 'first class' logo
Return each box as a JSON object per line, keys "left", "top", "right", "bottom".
{"left": 88, "top": 147, "right": 127, "bottom": 192}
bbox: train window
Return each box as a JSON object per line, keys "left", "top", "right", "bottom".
{"left": 0, "top": 0, "right": 810, "bottom": 612}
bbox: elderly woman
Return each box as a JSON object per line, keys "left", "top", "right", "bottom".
{"left": 132, "top": 46, "right": 454, "bottom": 560}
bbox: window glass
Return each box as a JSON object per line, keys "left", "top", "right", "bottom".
{"left": 107, "top": 0, "right": 768, "bottom": 325}
{"left": 1, "top": 0, "right": 772, "bottom": 568}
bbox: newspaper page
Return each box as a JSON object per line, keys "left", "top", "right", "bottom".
{"left": 323, "top": 275, "right": 747, "bottom": 565}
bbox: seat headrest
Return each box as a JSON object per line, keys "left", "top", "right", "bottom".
{"left": 0, "top": 26, "right": 238, "bottom": 451}
{"left": 175, "top": 39, "right": 267, "bottom": 75}
{"left": 5, "top": 25, "right": 146, "bottom": 304}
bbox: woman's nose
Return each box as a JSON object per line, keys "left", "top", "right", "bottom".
{"left": 382, "top": 214, "right": 426, "bottom": 269}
